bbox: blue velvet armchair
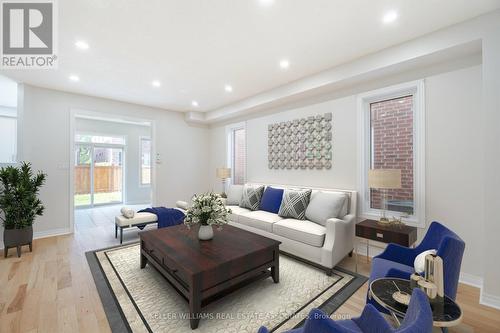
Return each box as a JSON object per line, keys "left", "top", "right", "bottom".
{"left": 258, "top": 288, "right": 433, "bottom": 333}
{"left": 368, "top": 221, "right": 465, "bottom": 305}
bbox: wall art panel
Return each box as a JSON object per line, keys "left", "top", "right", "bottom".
{"left": 267, "top": 113, "right": 332, "bottom": 170}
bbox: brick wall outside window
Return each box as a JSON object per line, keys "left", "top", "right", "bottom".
{"left": 370, "top": 95, "right": 414, "bottom": 214}
{"left": 232, "top": 128, "right": 246, "bottom": 185}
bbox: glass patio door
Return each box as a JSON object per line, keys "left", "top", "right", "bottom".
{"left": 92, "top": 146, "right": 123, "bottom": 205}
{"left": 74, "top": 145, "right": 92, "bottom": 207}
{"left": 74, "top": 144, "right": 124, "bottom": 207}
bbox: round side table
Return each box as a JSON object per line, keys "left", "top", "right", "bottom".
{"left": 369, "top": 278, "right": 462, "bottom": 332}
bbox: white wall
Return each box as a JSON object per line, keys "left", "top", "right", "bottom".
{"left": 208, "top": 65, "right": 484, "bottom": 283}
{"left": 481, "top": 20, "right": 500, "bottom": 306}
{"left": 75, "top": 118, "right": 151, "bottom": 205}
{"left": 5, "top": 85, "right": 210, "bottom": 242}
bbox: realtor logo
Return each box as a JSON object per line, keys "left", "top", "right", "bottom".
{"left": 1, "top": 0, "right": 57, "bottom": 68}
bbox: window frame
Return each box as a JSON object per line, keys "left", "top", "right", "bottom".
{"left": 357, "top": 80, "right": 426, "bottom": 227}
{"left": 139, "top": 136, "right": 152, "bottom": 187}
{"left": 226, "top": 122, "right": 247, "bottom": 185}
{"left": 0, "top": 110, "right": 17, "bottom": 165}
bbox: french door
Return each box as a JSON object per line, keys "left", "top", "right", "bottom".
{"left": 74, "top": 144, "right": 124, "bottom": 207}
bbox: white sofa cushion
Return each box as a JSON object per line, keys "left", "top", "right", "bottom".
{"left": 238, "top": 210, "right": 283, "bottom": 233}
{"left": 227, "top": 205, "right": 251, "bottom": 223}
{"left": 226, "top": 185, "right": 243, "bottom": 205}
{"left": 273, "top": 218, "right": 326, "bottom": 247}
{"left": 305, "top": 191, "right": 347, "bottom": 226}
{"left": 115, "top": 212, "right": 157, "bottom": 227}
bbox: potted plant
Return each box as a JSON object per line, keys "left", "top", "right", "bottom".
{"left": 0, "top": 162, "right": 46, "bottom": 257}
{"left": 184, "top": 192, "right": 231, "bottom": 240}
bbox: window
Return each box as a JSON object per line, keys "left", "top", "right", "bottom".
{"left": 358, "top": 81, "right": 425, "bottom": 226}
{"left": 140, "top": 137, "right": 151, "bottom": 186}
{"left": 0, "top": 109, "right": 17, "bottom": 164}
{"left": 227, "top": 123, "right": 246, "bottom": 185}
{"left": 370, "top": 95, "right": 414, "bottom": 214}
{"left": 0, "top": 76, "right": 18, "bottom": 164}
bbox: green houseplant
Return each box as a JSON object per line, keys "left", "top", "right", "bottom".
{"left": 0, "top": 162, "right": 46, "bottom": 257}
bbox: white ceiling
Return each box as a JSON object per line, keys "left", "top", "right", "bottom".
{"left": 2, "top": 0, "right": 499, "bottom": 112}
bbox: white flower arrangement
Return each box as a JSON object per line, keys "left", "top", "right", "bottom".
{"left": 184, "top": 192, "right": 232, "bottom": 228}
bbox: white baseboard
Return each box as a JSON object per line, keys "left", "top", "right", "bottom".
{"left": 0, "top": 227, "right": 71, "bottom": 250}
{"left": 459, "top": 272, "right": 484, "bottom": 288}
{"left": 33, "top": 227, "right": 71, "bottom": 239}
{"left": 480, "top": 292, "right": 500, "bottom": 310}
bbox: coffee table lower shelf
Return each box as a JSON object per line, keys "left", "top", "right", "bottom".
{"left": 140, "top": 246, "right": 279, "bottom": 329}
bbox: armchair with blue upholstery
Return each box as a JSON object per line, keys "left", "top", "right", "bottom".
{"left": 257, "top": 288, "right": 433, "bottom": 333}
{"left": 368, "top": 221, "right": 465, "bottom": 307}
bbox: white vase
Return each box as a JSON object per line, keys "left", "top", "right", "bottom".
{"left": 198, "top": 225, "right": 214, "bottom": 240}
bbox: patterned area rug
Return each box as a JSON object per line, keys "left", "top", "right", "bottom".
{"left": 87, "top": 243, "right": 366, "bottom": 333}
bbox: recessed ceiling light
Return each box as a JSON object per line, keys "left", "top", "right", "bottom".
{"left": 382, "top": 10, "right": 398, "bottom": 24}
{"left": 75, "top": 40, "right": 89, "bottom": 50}
{"left": 258, "top": 0, "right": 274, "bottom": 6}
{"left": 279, "top": 59, "right": 290, "bottom": 70}
{"left": 69, "top": 75, "right": 80, "bottom": 82}
{"left": 224, "top": 84, "right": 233, "bottom": 93}
{"left": 152, "top": 80, "right": 161, "bottom": 87}
{"left": 191, "top": 100, "right": 199, "bottom": 107}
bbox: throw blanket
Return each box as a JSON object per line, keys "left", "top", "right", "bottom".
{"left": 138, "top": 207, "right": 185, "bottom": 229}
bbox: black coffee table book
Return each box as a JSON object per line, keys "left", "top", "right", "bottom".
{"left": 369, "top": 278, "right": 462, "bottom": 332}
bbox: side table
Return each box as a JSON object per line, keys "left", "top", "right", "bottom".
{"left": 369, "top": 277, "right": 462, "bottom": 332}
{"left": 355, "top": 219, "right": 417, "bottom": 272}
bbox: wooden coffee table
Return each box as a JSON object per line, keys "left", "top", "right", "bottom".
{"left": 139, "top": 224, "right": 281, "bottom": 329}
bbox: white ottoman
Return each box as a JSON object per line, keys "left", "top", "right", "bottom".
{"left": 115, "top": 212, "right": 157, "bottom": 244}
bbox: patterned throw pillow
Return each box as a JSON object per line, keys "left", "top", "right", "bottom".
{"left": 239, "top": 185, "right": 265, "bottom": 211}
{"left": 278, "top": 189, "right": 312, "bottom": 220}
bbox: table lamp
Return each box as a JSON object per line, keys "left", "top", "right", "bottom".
{"left": 216, "top": 167, "right": 231, "bottom": 198}
{"left": 368, "top": 169, "right": 402, "bottom": 225}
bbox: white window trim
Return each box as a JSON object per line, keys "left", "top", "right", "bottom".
{"left": 357, "top": 80, "right": 426, "bottom": 228}
{"left": 139, "top": 136, "right": 151, "bottom": 187}
{"left": 225, "top": 121, "right": 247, "bottom": 185}
{"left": 0, "top": 113, "right": 18, "bottom": 165}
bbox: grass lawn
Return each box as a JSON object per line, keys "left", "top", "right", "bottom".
{"left": 75, "top": 192, "right": 122, "bottom": 206}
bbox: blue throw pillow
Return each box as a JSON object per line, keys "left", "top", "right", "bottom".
{"left": 260, "top": 187, "right": 284, "bottom": 214}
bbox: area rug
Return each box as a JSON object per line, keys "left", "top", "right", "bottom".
{"left": 87, "top": 243, "right": 366, "bottom": 333}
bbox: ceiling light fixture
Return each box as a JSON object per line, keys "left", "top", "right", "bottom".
{"left": 69, "top": 75, "right": 80, "bottom": 82}
{"left": 279, "top": 59, "right": 290, "bottom": 69}
{"left": 224, "top": 84, "right": 233, "bottom": 93}
{"left": 75, "top": 40, "right": 89, "bottom": 50}
{"left": 152, "top": 80, "right": 161, "bottom": 87}
{"left": 382, "top": 10, "right": 398, "bottom": 24}
{"left": 191, "top": 100, "right": 199, "bottom": 107}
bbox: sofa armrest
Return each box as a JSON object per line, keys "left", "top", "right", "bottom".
{"left": 322, "top": 214, "right": 356, "bottom": 268}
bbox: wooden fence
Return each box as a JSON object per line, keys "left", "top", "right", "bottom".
{"left": 74, "top": 166, "right": 122, "bottom": 194}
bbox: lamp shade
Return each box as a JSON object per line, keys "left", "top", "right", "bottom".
{"left": 368, "top": 169, "right": 402, "bottom": 189}
{"left": 216, "top": 167, "right": 231, "bottom": 179}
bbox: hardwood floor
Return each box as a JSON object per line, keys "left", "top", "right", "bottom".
{"left": 1, "top": 207, "right": 499, "bottom": 332}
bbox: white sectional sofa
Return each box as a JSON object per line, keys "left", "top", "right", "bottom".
{"left": 225, "top": 183, "right": 357, "bottom": 275}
